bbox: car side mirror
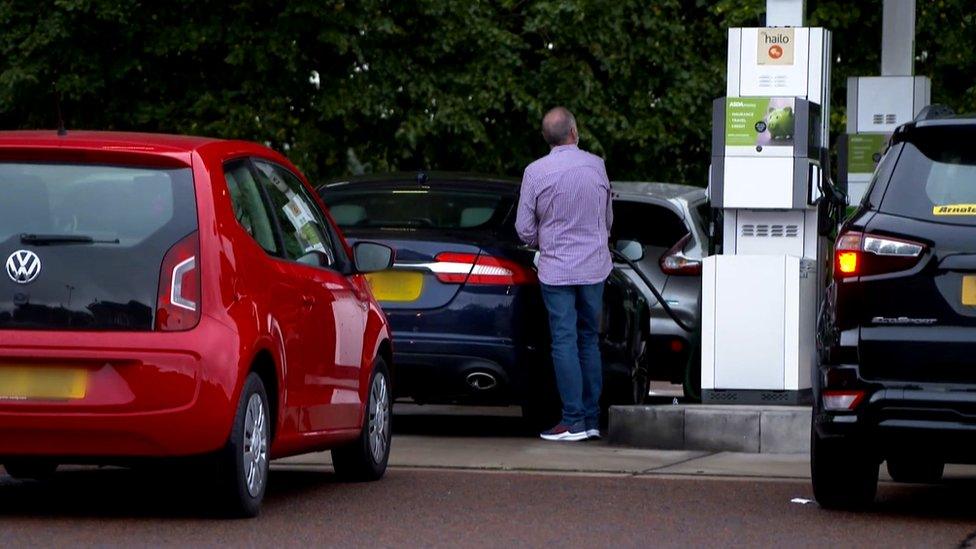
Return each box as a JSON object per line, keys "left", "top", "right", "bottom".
{"left": 354, "top": 242, "right": 394, "bottom": 273}
{"left": 614, "top": 239, "right": 644, "bottom": 262}
{"left": 297, "top": 250, "right": 330, "bottom": 268}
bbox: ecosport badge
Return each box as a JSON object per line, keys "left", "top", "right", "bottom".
{"left": 5, "top": 250, "right": 41, "bottom": 284}
{"left": 871, "top": 316, "right": 937, "bottom": 326}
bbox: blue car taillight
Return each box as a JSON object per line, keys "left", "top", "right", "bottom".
{"left": 431, "top": 253, "right": 536, "bottom": 285}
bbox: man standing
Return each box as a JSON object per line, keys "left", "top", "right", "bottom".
{"left": 516, "top": 107, "right": 613, "bottom": 441}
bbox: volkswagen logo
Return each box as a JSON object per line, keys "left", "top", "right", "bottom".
{"left": 6, "top": 250, "right": 41, "bottom": 284}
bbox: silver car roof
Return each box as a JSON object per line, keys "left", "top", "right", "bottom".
{"left": 611, "top": 181, "right": 706, "bottom": 204}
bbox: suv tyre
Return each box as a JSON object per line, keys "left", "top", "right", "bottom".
{"left": 811, "top": 428, "right": 879, "bottom": 510}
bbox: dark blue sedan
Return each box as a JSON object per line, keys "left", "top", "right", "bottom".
{"left": 318, "top": 173, "right": 650, "bottom": 425}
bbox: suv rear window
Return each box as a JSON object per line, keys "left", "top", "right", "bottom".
{"left": 321, "top": 184, "right": 514, "bottom": 231}
{"left": 0, "top": 163, "right": 197, "bottom": 331}
{"left": 881, "top": 131, "right": 976, "bottom": 225}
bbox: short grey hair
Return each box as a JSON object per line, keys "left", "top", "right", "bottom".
{"left": 541, "top": 107, "right": 577, "bottom": 146}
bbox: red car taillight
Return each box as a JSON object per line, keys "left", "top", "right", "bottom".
{"left": 669, "top": 338, "right": 685, "bottom": 353}
{"left": 822, "top": 390, "right": 865, "bottom": 411}
{"left": 660, "top": 234, "right": 702, "bottom": 276}
{"left": 430, "top": 252, "right": 536, "bottom": 285}
{"left": 833, "top": 230, "right": 925, "bottom": 279}
{"left": 156, "top": 231, "right": 201, "bottom": 331}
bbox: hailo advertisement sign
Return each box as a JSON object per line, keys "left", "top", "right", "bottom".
{"left": 757, "top": 28, "right": 794, "bottom": 66}
{"left": 734, "top": 27, "right": 813, "bottom": 98}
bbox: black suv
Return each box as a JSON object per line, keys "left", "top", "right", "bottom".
{"left": 814, "top": 111, "right": 976, "bottom": 508}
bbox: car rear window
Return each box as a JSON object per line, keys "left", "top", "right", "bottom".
{"left": 881, "top": 130, "right": 976, "bottom": 225}
{"left": 695, "top": 201, "right": 711, "bottom": 238}
{"left": 611, "top": 200, "right": 688, "bottom": 248}
{"left": 321, "top": 184, "right": 514, "bottom": 230}
{"left": 0, "top": 163, "right": 188, "bottom": 244}
{"left": 0, "top": 163, "right": 197, "bottom": 331}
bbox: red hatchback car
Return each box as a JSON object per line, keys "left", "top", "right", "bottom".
{"left": 0, "top": 131, "right": 395, "bottom": 516}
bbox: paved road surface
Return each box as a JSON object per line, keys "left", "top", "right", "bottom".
{"left": 3, "top": 406, "right": 975, "bottom": 547}
{"left": 2, "top": 466, "right": 976, "bottom": 547}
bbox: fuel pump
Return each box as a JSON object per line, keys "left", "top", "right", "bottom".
{"left": 839, "top": 0, "right": 930, "bottom": 206}
{"left": 701, "top": 18, "right": 832, "bottom": 404}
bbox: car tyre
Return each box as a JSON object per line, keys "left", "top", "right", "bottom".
{"left": 521, "top": 358, "right": 562, "bottom": 431}
{"left": 3, "top": 459, "right": 58, "bottom": 480}
{"left": 332, "top": 358, "right": 392, "bottom": 482}
{"left": 631, "top": 364, "right": 651, "bottom": 405}
{"left": 887, "top": 456, "right": 945, "bottom": 484}
{"left": 602, "top": 364, "right": 649, "bottom": 407}
{"left": 682, "top": 333, "right": 702, "bottom": 402}
{"left": 215, "top": 372, "right": 271, "bottom": 518}
{"left": 627, "top": 334, "right": 651, "bottom": 405}
{"left": 811, "top": 427, "right": 878, "bottom": 510}
{"left": 522, "top": 397, "right": 561, "bottom": 432}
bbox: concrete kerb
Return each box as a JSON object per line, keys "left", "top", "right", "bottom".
{"left": 608, "top": 404, "right": 811, "bottom": 454}
{"left": 276, "top": 435, "right": 816, "bottom": 480}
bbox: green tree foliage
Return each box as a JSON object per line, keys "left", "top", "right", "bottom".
{"left": 0, "top": 0, "right": 973, "bottom": 185}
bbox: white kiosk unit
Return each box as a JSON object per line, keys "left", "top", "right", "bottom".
{"left": 701, "top": 24, "right": 831, "bottom": 404}
{"left": 839, "top": 77, "right": 928, "bottom": 205}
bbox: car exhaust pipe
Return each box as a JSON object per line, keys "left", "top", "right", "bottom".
{"left": 466, "top": 372, "right": 498, "bottom": 391}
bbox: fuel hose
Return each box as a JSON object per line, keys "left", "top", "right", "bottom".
{"left": 609, "top": 248, "right": 695, "bottom": 333}
{"left": 531, "top": 246, "right": 701, "bottom": 399}
{"left": 610, "top": 248, "right": 702, "bottom": 402}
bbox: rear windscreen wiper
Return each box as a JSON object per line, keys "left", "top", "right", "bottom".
{"left": 20, "top": 233, "right": 120, "bottom": 245}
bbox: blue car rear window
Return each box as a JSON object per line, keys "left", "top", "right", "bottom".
{"left": 322, "top": 186, "right": 513, "bottom": 230}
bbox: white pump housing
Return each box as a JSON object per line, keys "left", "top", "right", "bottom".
{"left": 701, "top": 23, "right": 831, "bottom": 404}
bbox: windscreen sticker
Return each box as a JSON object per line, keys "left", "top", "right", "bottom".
{"left": 933, "top": 204, "right": 976, "bottom": 216}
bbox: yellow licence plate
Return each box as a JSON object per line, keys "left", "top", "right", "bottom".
{"left": 964, "top": 276, "right": 976, "bottom": 306}
{"left": 366, "top": 271, "right": 424, "bottom": 302}
{"left": 0, "top": 366, "right": 88, "bottom": 400}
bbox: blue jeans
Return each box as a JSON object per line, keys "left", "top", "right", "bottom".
{"left": 540, "top": 282, "right": 604, "bottom": 428}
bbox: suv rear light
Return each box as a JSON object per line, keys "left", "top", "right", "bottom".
{"left": 822, "top": 390, "right": 865, "bottom": 411}
{"left": 431, "top": 253, "right": 536, "bottom": 285}
{"left": 156, "top": 231, "right": 201, "bottom": 331}
{"left": 660, "top": 234, "right": 701, "bottom": 276}
{"left": 833, "top": 231, "right": 925, "bottom": 279}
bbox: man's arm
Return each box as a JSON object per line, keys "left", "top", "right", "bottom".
{"left": 515, "top": 169, "right": 539, "bottom": 247}
{"left": 602, "top": 162, "right": 613, "bottom": 232}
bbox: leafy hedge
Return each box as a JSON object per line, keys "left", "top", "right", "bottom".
{"left": 1, "top": 0, "right": 973, "bottom": 185}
